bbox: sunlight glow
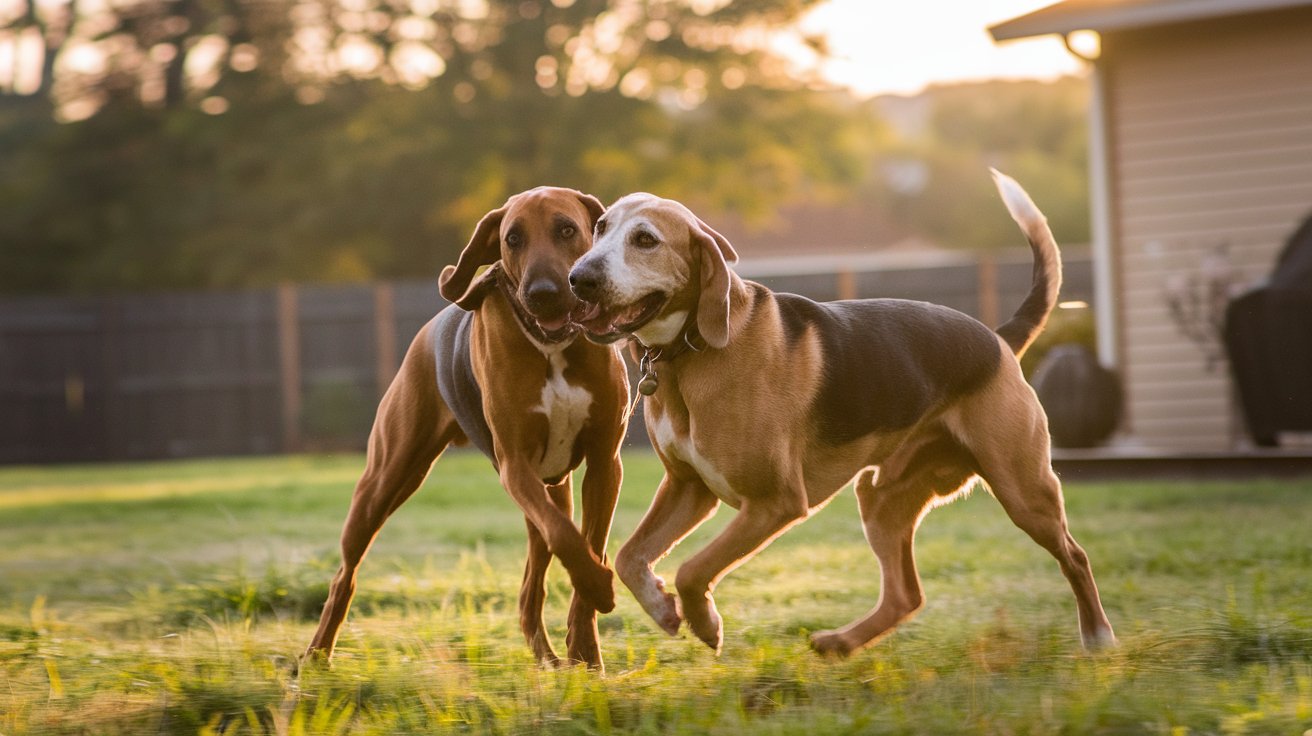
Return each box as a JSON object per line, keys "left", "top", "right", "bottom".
{"left": 13, "top": 27, "right": 42, "bottom": 94}
{"left": 792, "top": 0, "right": 1083, "bottom": 97}
{"left": 1, "top": 0, "right": 1086, "bottom": 114}
{"left": 0, "top": 33, "right": 14, "bottom": 91}
{"left": 391, "top": 40, "right": 445, "bottom": 88}
{"left": 185, "top": 35, "right": 228, "bottom": 91}
{"left": 1065, "top": 29, "right": 1101, "bottom": 60}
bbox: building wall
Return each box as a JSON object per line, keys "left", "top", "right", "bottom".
{"left": 1104, "top": 6, "right": 1312, "bottom": 450}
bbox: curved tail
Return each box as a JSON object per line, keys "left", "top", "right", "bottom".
{"left": 989, "top": 169, "right": 1062, "bottom": 357}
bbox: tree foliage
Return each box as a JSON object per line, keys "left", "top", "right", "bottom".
{"left": 870, "top": 77, "right": 1090, "bottom": 251}
{"left": 0, "top": 0, "right": 1089, "bottom": 294}
{"left": 1, "top": 0, "right": 873, "bottom": 292}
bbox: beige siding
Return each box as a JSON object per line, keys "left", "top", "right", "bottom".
{"left": 1106, "top": 7, "right": 1312, "bottom": 450}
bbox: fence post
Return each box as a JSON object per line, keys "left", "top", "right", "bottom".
{"left": 98, "top": 297, "right": 123, "bottom": 460}
{"left": 836, "top": 269, "right": 857, "bottom": 301}
{"left": 374, "top": 283, "right": 397, "bottom": 398}
{"left": 977, "top": 253, "right": 999, "bottom": 328}
{"left": 277, "top": 283, "right": 302, "bottom": 453}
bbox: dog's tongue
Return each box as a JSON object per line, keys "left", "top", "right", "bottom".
{"left": 572, "top": 301, "right": 613, "bottom": 335}
{"left": 537, "top": 314, "right": 569, "bottom": 332}
{"left": 571, "top": 300, "right": 600, "bottom": 323}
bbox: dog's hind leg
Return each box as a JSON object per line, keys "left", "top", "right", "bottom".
{"left": 811, "top": 444, "right": 976, "bottom": 658}
{"left": 305, "top": 327, "right": 456, "bottom": 662}
{"left": 565, "top": 449, "right": 622, "bottom": 670}
{"left": 519, "top": 478, "right": 572, "bottom": 666}
{"left": 963, "top": 379, "right": 1116, "bottom": 650}
{"left": 979, "top": 459, "right": 1115, "bottom": 650}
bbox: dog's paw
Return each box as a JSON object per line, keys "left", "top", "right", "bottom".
{"left": 809, "top": 630, "right": 854, "bottom": 658}
{"left": 564, "top": 622, "right": 603, "bottom": 670}
{"left": 1081, "top": 625, "right": 1118, "bottom": 652}
{"left": 575, "top": 564, "right": 615, "bottom": 613}
{"left": 685, "top": 596, "right": 723, "bottom": 654}
{"left": 564, "top": 647, "right": 604, "bottom": 673}
{"left": 652, "top": 589, "right": 683, "bottom": 636}
{"left": 629, "top": 575, "right": 682, "bottom": 635}
{"left": 297, "top": 646, "right": 334, "bottom": 673}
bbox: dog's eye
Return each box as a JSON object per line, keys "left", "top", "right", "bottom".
{"left": 595, "top": 220, "right": 607, "bottom": 237}
{"left": 559, "top": 225, "right": 576, "bottom": 239}
{"left": 506, "top": 232, "right": 522, "bottom": 248}
{"left": 633, "top": 231, "right": 659, "bottom": 249}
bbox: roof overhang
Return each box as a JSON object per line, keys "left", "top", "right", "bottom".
{"left": 990, "top": 0, "right": 1312, "bottom": 41}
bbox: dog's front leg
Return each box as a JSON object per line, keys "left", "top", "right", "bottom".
{"left": 615, "top": 474, "right": 720, "bottom": 636}
{"left": 565, "top": 449, "right": 622, "bottom": 669}
{"left": 674, "top": 497, "right": 808, "bottom": 653}
{"left": 500, "top": 460, "right": 615, "bottom": 614}
{"left": 519, "top": 478, "right": 572, "bottom": 666}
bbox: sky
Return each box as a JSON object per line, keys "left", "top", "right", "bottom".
{"left": 0, "top": 0, "right": 1083, "bottom": 101}
{"left": 795, "top": 0, "right": 1083, "bottom": 97}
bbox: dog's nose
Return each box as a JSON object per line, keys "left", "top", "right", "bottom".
{"left": 569, "top": 266, "right": 601, "bottom": 301}
{"left": 525, "top": 279, "right": 562, "bottom": 313}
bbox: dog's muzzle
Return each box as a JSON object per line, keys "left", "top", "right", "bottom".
{"left": 568, "top": 261, "right": 604, "bottom": 302}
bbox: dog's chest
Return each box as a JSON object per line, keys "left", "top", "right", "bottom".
{"left": 651, "top": 409, "right": 742, "bottom": 507}
{"left": 534, "top": 351, "right": 593, "bottom": 480}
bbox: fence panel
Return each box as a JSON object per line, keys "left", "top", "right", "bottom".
{"left": 392, "top": 279, "right": 449, "bottom": 372}
{"left": 109, "top": 290, "right": 282, "bottom": 459}
{"left": 0, "top": 254, "right": 1092, "bottom": 463}
{"left": 296, "top": 284, "right": 378, "bottom": 449}
{"left": 0, "top": 297, "right": 107, "bottom": 463}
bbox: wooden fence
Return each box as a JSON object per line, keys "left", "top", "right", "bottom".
{"left": 0, "top": 252, "right": 1092, "bottom": 464}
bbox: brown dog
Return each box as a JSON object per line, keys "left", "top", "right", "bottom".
{"left": 306, "top": 187, "right": 629, "bottom": 669}
{"left": 567, "top": 171, "right": 1115, "bottom": 656}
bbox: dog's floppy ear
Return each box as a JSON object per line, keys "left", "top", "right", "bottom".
{"left": 439, "top": 204, "right": 507, "bottom": 309}
{"left": 574, "top": 191, "right": 606, "bottom": 230}
{"left": 690, "top": 216, "right": 738, "bottom": 349}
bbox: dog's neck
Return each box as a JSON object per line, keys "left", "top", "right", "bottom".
{"left": 632, "top": 320, "right": 704, "bottom": 396}
{"left": 632, "top": 275, "right": 757, "bottom": 395}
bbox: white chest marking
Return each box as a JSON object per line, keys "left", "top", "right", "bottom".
{"left": 535, "top": 352, "right": 592, "bottom": 479}
{"left": 652, "top": 411, "right": 738, "bottom": 505}
{"left": 634, "top": 310, "right": 688, "bottom": 348}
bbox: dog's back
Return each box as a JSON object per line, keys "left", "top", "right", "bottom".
{"left": 774, "top": 292, "right": 1004, "bottom": 445}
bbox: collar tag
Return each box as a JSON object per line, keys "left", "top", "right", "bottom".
{"left": 637, "top": 348, "right": 660, "bottom": 396}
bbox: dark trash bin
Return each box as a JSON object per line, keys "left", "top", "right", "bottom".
{"left": 1224, "top": 211, "right": 1312, "bottom": 446}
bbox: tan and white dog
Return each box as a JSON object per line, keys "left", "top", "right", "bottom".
{"left": 567, "top": 171, "right": 1116, "bottom": 656}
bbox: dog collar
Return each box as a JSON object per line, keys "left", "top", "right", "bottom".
{"left": 635, "top": 327, "right": 705, "bottom": 396}
{"left": 495, "top": 273, "right": 578, "bottom": 347}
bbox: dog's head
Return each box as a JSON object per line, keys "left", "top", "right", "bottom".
{"left": 568, "top": 193, "right": 739, "bottom": 348}
{"left": 439, "top": 187, "right": 605, "bottom": 336}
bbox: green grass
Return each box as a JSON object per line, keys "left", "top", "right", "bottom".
{"left": 1, "top": 452, "right": 1310, "bottom": 735}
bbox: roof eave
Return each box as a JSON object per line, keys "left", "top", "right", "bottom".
{"left": 990, "top": 0, "right": 1312, "bottom": 41}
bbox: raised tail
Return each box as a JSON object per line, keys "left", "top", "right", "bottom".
{"left": 989, "top": 168, "right": 1062, "bottom": 357}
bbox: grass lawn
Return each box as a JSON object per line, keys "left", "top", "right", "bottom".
{"left": 1, "top": 451, "right": 1310, "bottom": 734}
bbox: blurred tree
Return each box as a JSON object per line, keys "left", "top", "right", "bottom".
{"left": 0, "top": 2, "right": 1088, "bottom": 294}
{"left": 872, "top": 77, "right": 1090, "bottom": 251}
{"left": 1, "top": 0, "right": 893, "bottom": 292}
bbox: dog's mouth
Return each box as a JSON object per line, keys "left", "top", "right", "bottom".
{"left": 533, "top": 311, "right": 573, "bottom": 338}
{"left": 571, "top": 292, "right": 667, "bottom": 343}
{"left": 515, "top": 291, "right": 579, "bottom": 343}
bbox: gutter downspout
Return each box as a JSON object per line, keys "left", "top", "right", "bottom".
{"left": 1063, "top": 31, "right": 1120, "bottom": 369}
{"left": 1088, "top": 61, "right": 1119, "bottom": 368}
